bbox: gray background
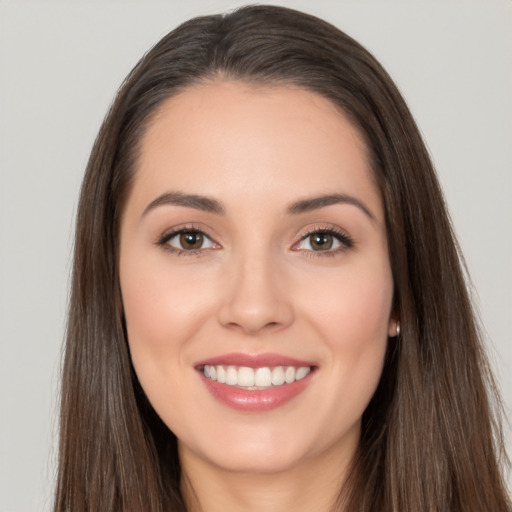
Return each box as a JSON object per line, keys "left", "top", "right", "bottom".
{"left": 1, "top": 1, "right": 510, "bottom": 510}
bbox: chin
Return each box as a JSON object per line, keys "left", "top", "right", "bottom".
{"left": 178, "top": 418, "right": 352, "bottom": 477}
{"left": 194, "top": 442, "right": 309, "bottom": 475}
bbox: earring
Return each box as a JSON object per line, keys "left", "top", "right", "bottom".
{"left": 395, "top": 322, "right": 401, "bottom": 338}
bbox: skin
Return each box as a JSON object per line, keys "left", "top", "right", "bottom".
{"left": 119, "top": 81, "right": 396, "bottom": 512}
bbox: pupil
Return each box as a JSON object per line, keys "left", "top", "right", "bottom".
{"left": 311, "top": 233, "right": 333, "bottom": 250}
{"left": 180, "top": 232, "right": 203, "bottom": 249}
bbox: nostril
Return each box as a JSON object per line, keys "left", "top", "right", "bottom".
{"left": 217, "top": 272, "right": 295, "bottom": 333}
{"left": 223, "top": 319, "right": 282, "bottom": 335}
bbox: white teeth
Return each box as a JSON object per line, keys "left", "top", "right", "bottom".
{"left": 216, "top": 365, "right": 226, "bottom": 383}
{"left": 237, "top": 367, "right": 255, "bottom": 387}
{"left": 226, "top": 366, "right": 238, "bottom": 386}
{"left": 295, "top": 366, "right": 310, "bottom": 380}
{"left": 255, "top": 367, "right": 272, "bottom": 387}
{"left": 285, "top": 366, "right": 295, "bottom": 383}
{"left": 271, "top": 366, "right": 286, "bottom": 385}
{"left": 203, "top": 364, "right": 312, "bottom": 389}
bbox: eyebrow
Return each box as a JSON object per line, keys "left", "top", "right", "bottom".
{"left": 143, "top": 191, "right": 225, "bottom": 216}
{"left": 142, "top": 191, "right": 375, "bottom": 222}
{"left": 287, "top": 194, "right": 376, "bottom": 221}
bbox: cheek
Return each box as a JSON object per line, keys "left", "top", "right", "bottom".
{"left": 299, "top": 257, "right": 393, "bottom": 391}
{"left": 296, "top": 269, "right": 392, "bottom": 441}
{"left": 304, "top": 257, "right": 393, "bottom": 339}
{"left": 121, "top": 254, "right": 214, "bottom": 353}
{"left": 119, "top": 255, "right": 215, "bottom": 424}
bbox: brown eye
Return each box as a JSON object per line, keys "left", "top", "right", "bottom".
{"left": 162, "top": 229, "right": 217, "bottom": 252}
{"left": 179, "top": 231, "right": 204, "bottom": 250}
{"left": 294, "top": 229, "right": 353, "bottom": 254}
{"left": 309, "top": 233, "right": 333, "bottom": 251}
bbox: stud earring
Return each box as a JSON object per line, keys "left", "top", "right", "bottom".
{"left": 395, "top": 322, "right": 401, "bottom": 338}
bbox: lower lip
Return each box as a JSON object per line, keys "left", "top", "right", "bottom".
{"left": 199, "top": 371, "right": 314, "bottom": 412}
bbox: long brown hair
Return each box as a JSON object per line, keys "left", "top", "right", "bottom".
{"left": 55, "top": 5, "right": 510, "bottom": 511}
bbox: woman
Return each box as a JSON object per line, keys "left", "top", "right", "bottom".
{"left": 54, "top": 5, "right": 510, "bottom": 511}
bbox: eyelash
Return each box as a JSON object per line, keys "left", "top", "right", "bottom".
{"left": 156, "top": 224, "right": 216, "bottom": 257}
{"left": 156, "top": 225, "right": 354, "bottom": 257}
{"left": 294, "top": 227, "right": 354, "bottom": 258}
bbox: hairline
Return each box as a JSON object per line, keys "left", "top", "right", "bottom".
{"left": 120, "top": 73, "right": 383, "bottom": 229}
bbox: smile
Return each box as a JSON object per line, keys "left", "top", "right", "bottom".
{"left": 203, "top": 365, "right": 312, "bottom": 389}
{"left": 196, "top": 353, "right": 317, "bottom": 412}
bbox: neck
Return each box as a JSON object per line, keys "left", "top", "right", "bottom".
{"left": 180, "top": 443, "right": 355, "bottom": 512}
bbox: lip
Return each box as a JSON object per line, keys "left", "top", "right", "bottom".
{"left": 195, "top": 352, "right": 317, "bottom": 412}
{"left": 195, "top": 352, "right": 316, "bottom": 368}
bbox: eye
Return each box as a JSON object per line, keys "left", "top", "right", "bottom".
{"left": 294, "top": 228, "right": 353, "bottom": 253}
{"left": 159, "top": 229, "right": 218, "bottom": 253}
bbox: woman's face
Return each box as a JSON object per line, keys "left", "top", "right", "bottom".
{"left": 119, "top": 81, "right": 395, "bottom": 476}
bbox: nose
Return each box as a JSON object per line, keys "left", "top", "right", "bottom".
{"left": 217, "top": 251, "right": 294, "bottom": 335}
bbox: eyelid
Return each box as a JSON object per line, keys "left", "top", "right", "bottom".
{"left": 156, "top": 224, "right": 221, "bottom": 254}
{"left": 155, "top": 223, "right": 353, "bottom": 256}
{"left": 291, "top": 225, "right": 354, "bottom": 254}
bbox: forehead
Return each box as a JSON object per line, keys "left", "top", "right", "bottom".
{"left": 131, "top": 80, "right": 382, "bottom": 220}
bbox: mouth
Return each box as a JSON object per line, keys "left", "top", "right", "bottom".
{"left": 201, "top": 364, "right": 312, "bottom": 389}
{"left": 195, "top": 353, "right": 317, "bottom": 412}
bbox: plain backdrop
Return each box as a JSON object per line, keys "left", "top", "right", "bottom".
{"left": 0, "top": 1, "right": 511, "bottom": 510}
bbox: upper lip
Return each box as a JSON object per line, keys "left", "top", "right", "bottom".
{"left": 195, "top": 352, "right": 316, "bottom": 369}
